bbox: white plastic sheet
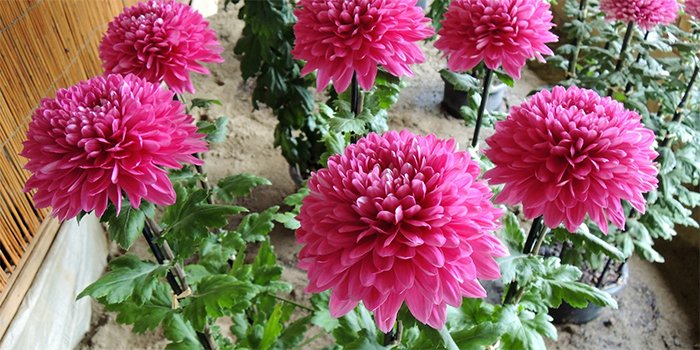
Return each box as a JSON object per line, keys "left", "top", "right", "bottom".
{"left": 0, "top": 214, "right": 108, "bottom": 350}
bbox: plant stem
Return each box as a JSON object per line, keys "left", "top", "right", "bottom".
{"left": 267, "top": 293, "right": 316, "bottom": 312}
{"left": 504, "top": 215, "right": 546, "bottom": 304}
{"left": 608, "top": 21, "right": 635, "bottom": 97}
{"left": 438, "top": 327, "right": 460, "bottom": 350}
{"left": 350, "top": 72, "right": 361, "bottom": 143}
{"left": 660, "top": 64, "right": 700, "bottom": 147}
{"left": 472, "top": 68, "right": 493, "bottom": 148}
{"left": 291, "top": 330, "right": 329, "bottom": 350}
{"left": 143, "top": 218, "right": 216, "bottom": 350}
{"left": 596, "top": 257, "right": 613, "bottom": 288}
{"left": 568, "top": 0, "right": 589, "bottom": 77}
{"left": 624, "top": 31, "right": 650, "bottom": 93}
{"left": 530, "top": 222, "right": 549, "bottom": 257}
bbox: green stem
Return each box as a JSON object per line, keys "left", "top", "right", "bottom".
{"left": 471, "top": 68, "right": 494, "bottom": 148}
{"left": 661, "top": 63, "right": 700, "bottom": 147}
{"left": 608, "top": 21, "right": 635, "bottom": 97}
{"left": 438, "top": 327, "right": 460, "bottom": 350}
{"left": 291, "top": 330, "right": 328, "bottom": 350}
{"left": 268, "top": 293, "right": 316, "bottom": 312}
{"left": 568, "top": 0, "right": 589, "bottom": 77}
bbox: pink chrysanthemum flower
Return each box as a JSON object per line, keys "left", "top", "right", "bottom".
{"left": 685, "top": 0, "right": 700, "bottom": 19}
{"left": 296, "top": 130, "right": 508, "bottom": 333}
{"left": 434, "top": 0, "right": 558, "bottom": 80}
{"left": 600, "top": 0, "right": 680, "bottom": 31}
{"left": 21, "top": 74, "right": 208, "bottom": 221}
{"left": 291, "top": 0, "right": 434, "bottom": 93}
{"left": 483, "top": 86, "right": 658, "bottom": 234}
{"left": 99, "top": 0, "right": 224, "bottom": 94}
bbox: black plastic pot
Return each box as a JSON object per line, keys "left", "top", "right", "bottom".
{"left": 549, "top": 263, "right": 630, "bottom": 325}
{"left": 441, "top": 76, "right": 507, "bottom": 119}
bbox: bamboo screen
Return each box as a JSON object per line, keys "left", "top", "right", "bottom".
{"left": 0, "top": 0, "right": 137, "bottom": 293}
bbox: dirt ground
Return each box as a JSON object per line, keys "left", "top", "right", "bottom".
{"left": 77, "top": 2, "right": 700, "bottom": 349}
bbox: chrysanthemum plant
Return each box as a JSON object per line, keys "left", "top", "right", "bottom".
{"left": 228, "top": 0, "right": 414, "bottom": 186}
{"left": 543, "top": 0, "right": 700, "bottom": 273}
{"left": 430, "top": 0, "right": 558, "bottom": 148}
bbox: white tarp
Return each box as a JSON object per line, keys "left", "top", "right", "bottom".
{"left": 0, "top": 214, "right": 108, "bottom": 350}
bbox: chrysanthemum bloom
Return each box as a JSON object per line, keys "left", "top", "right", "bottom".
{"left": 433, "top": 0, "right": 557, "bottom": 80}
{"left": 685, "top": 0, "right": 700, "bottom": 19}
{"left": 296, "top": 130, "right": 507, "bottom": 332}
{"left": 99, "top": 0, "right": 224, "bottom": 94}
{"left": 600, "top": 0, "right": 680, "bottom": 31}
{"left": 483, "top": 86, "right": 658, "bottom": 234}
{"left": 291, "top": 0, "right": 434, "bottom": 93}
{"left": 21, "top": 74, "right": 208, "bottom": 221}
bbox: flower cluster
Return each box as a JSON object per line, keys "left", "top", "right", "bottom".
{"left": 295, "top": 130, "right": 507, "bottom": 332}
{"left": 686, "top": 0, "right": 700, "bottom": 19}
{"left": 99, "top": 0, "right": 224, "bottom": 94}
{"left": 21, "top": 74, "right": 208, "bottom": 221}
{"left": 291, "top": 0, "right": 434, "bottom": 93}
{"left": 600, "top": 0, "right": 680, "bottom": 31}
{"left": 434, "top": 0, "right": 557, "bottom": 80}
{"left": 483, "top": 86, "right": 658, "bottom": 234}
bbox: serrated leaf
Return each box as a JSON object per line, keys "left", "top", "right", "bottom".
{"left": 237, "top": 206, "right": 279, "bottom": 242}
{"left": 182, "top": 275, "right": 257, "bottom": 331}
{"left": 497, "top": 254, "right": 544, "bottom": 285}
{"left": 312, "top": 308, "right": 341, "bottom": 332}
{"left": 273, "top": 212, "right": 301, "bottom": 230}
{"left": 191, "top": 98, "right": 223, "bottom": 109}
{"left": 277, "top": 314, "right": 312, "bottom": 349}
{"left": 552, "top": 226, "right": 625, "bottom": 261}
{"left": 252, "top": 240, "right": 284, "bottom": 286}
{"left": 163, "top": 313, "right": 204, "bottom": 350}
{"left": 328, "top": 116, "right": 366, "bottom": 134}
{"left": 197, "top": 116, "right": 230, "bottom": 143}
{"left": 503, "top": 212, "right": 527, "bottom": 252}
{"left": 100, "top": 201, "right": 155, "bottom": 249}
{"left": 78, "top": 255, "right": 168, "bottom": 305}
{"left": 215, "top": 173, "right": 272, "bottom": 203}
{"left": 533, "top": 258, "right": 618, "bottom": 309}
{"left": 440, "top": 69, "right": 480, "bottom": 91}
{"left": 344, "top": 329, "right": 387, "bottom": 350}
{"left": 104, "top": 282, "right": 174, "bottom": 334}
{"left": 259, "top": 303, "right": 285, "bottom": 350}
{"left": 162, "top": 184, "right": 247, "bottom": 259}
{"left": 496, "top": 305, "right": 554, "bottom": 350}
{"left": 451, "top": 322, "right": 504, "bottom": 350}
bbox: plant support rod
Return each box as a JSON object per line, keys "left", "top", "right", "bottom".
{"left": 472, "top": 68, "right": 494, "bottom": 148}
{"left": 608, "top": 21, "right": 634, "bottom": 96}
{"left": 661, "top": 64, "right": 700, "bottom": 147}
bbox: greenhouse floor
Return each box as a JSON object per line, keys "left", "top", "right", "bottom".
{"left": 76, "top": 3, "right": 699, "bottom": 349}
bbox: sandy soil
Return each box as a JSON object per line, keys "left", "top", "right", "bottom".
{"left": 77, "top": 2, "right": 699, "bottom": 349}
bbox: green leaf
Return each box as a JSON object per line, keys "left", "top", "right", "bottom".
{"left": 100, "top": 201, "right": 155, "bottom": 250}
{"left": 182, "top": 275, "right": 257, "bottom": 331}
{"left": 162, "top": 313, "right": 204, "bottom": 350}
{"left": 497, "top": 253, "right": 544, "bottom": 285}
{"left": 237, "top": 206, "right": 279, "bottom": 242}
{"left": 161, "top": 187, "right": 246, "bottom": 259}
{"left": 215, "top": 173, "right": 272, "bottom": 203}
{"left": 328, "top": 115, "right": 366, "bottom": 134}
{"left": 503, "top": 212, "right": 527, "bottom": 252}
{"left": 273, "top": 212, "right": 301, "bottom": 230}
{"left": 658, "top": 147, "right": 677, "bottom": 175}
{"left": 440, "top": 69, "right": 480, "bottom": 91}
{"left": 190, "top": 98, "right": 223, "bottom": 109}
{"left": 277, "top": 314, "right": 312, "bottom": 349}
{"left": 77, "top": 255, "right": 168, "bottom": 305}
{"left": 451, "top": 322, "right": 504, "bottom": 350}
{"left": 533, "top": 258, "right": 618, "bottom": 309}
{"left": 496, "top": 305, "right": 555, "bottom": 350}
{"left": 252, "top": 240, "right": 284, "bottom": 287}
{"left": 197, "top": 116, "right": 230, "bottom": 143}
{"left": 494, "top": 70, "right": 515, "bottom": 87}
{"left": 344, "top": 329, "right": 387, "bottom": 350}
{"left": 104, "top": 282, "right": 174, "bottom": 334}
{"left": 311, "top": 308, "right": 341, "bottom": 332}
{"left": 552, "top": 225, "right": 625, "bottom": 261}
{"left": 259, "top": 303, "right": 285, "bottom": 350}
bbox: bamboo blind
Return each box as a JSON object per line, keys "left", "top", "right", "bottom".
{"left": 0, "top": 0, "right": 137, "bottom": 293}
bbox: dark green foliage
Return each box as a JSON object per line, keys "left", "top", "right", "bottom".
{"left": 100, "top": 200, "right": 155, "bottom": 249}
